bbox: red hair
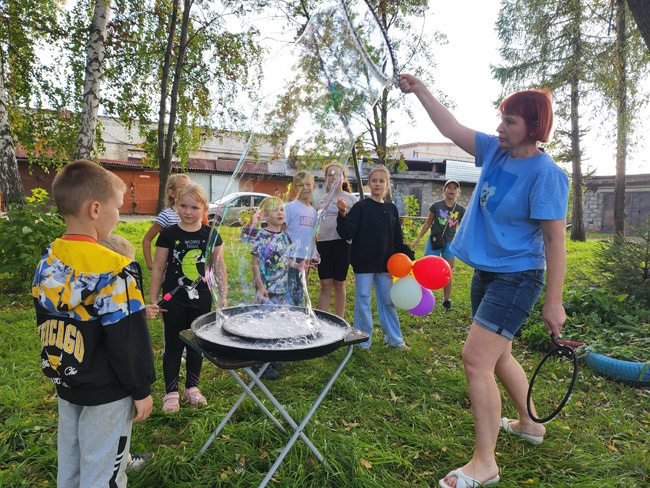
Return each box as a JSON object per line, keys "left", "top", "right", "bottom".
{"left": 499, "top": 90, "right": 553, "bottom": 143}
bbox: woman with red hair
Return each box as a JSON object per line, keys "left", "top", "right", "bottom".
{"left": 401, "top": 74, "right": 569, "bottom": 488}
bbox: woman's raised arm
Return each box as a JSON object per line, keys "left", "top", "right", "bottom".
{"left": 400, "top": 74, "right": 476, "bottom": 156}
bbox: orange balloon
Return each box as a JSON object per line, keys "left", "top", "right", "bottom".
{"left": 387, "top": 253, "right": 412, "bottom": 278}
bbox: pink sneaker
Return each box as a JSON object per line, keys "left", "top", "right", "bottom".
{"left": 183, "top": 387, "right": 207, "bottom": 407}
{"left": 162, "top": 392, "right": 180, "bottom": 413}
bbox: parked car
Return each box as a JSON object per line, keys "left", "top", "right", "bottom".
{"left": 207, "top": 192, "right": 270, "bottom": 226}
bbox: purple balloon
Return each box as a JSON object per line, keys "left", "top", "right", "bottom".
{"left": 409, "top": 287, "right": 435, "bottom": 316}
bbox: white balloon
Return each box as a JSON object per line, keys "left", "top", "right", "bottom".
{"left": 389, "top": 276, "right": 423, "bottom": 310}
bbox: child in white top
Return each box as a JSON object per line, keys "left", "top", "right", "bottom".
{"left": 284, "top": 170, "right": 317, "bottom": 306}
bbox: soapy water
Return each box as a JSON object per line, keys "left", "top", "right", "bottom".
{"left": 221, "top": 309, "right": 323, "bottom": 341}
{"left": 194, "top": 308, "right": 351, "bottom": 351}
{"left": 204, "top": 0, "right": 397, "bottom": 326}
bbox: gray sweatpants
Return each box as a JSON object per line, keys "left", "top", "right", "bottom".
{"left": 57, "top": 396, "right": 133, "bottom": 488}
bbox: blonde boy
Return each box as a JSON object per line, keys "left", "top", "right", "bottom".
{"left": 251, "top": 196, "right": 302, "bottom": 304}
{"left": 32, "top": 160, "right": 156, "bottom": 487}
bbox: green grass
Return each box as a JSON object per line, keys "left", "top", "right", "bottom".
{"left": 1, "top": 226, "right": 648, "bottom": 487}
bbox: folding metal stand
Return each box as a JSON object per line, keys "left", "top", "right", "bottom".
{"left": 179, "top": 330, "right": 365, "bottom": 488}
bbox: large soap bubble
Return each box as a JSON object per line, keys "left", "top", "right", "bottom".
{"left": 204, "top": 0, "right": 398, "bottom": 324}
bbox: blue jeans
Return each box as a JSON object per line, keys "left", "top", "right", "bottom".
{"left": 354, "top": 272, "right": 405, "bottom": 347}
{"left": 471, "top": 269, "right": 545, "bottom": 340}
{"left": 424, "top": 234, "right": 456, "bottom": 259}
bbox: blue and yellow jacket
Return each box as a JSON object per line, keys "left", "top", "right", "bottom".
{"left": 32, "top": 238, "right": 156, "bottom": 406}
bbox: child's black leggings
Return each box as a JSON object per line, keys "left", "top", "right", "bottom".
{"left": 162, "top": 297, "right": 210, "bottom": 394}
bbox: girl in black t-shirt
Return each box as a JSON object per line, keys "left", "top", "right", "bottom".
{"left": 149, "top": 184, "right": 227, "bottom": 413}
{"left": 412, "top": 180, "right": 466, "bottom": 310}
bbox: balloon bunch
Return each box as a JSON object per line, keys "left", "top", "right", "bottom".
{"left": 387, "top": 253, "right": 452, "bottom": 316}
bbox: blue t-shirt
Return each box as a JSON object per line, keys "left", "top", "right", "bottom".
{"left": 450, "top": 132, "right": 569, "bottom": 272}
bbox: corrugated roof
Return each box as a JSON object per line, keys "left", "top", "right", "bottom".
{"left": 101, "top": 157, "right": 273, "bottom": 176}
{"left": 446, "top": 159, "right": 481, "bottom": 183}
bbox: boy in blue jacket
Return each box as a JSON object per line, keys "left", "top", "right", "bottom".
{"left": 32, "top": 160, "right": 156, "bottom": 487}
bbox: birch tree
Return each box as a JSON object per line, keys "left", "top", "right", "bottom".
{"left": 73, "top": 0, "right": 112, "bottom": 161}
{"left": 0, "top": 65, "right": 22, "bottom": 206}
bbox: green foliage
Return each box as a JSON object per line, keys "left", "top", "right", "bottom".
{"left": 401, "top": 194, "right": 420, "bottom": 241}
{"left": 0, "top": 189, "right": 64, "bottom": 291}
{"left": 522, "top": 283, "right": 649, "bottom": 361}
{"left": 1, "top": 0, "right": 79, "bottom": 169}
{"left": 522, "top": 233, "right": 650, "bottom": 361}
{"left": 591, "top": 221, "right": 650, "bottom": 308}
{"left": 100, "top": 0, "right": 263, "bottom": 169}
{"left": 266, "top": 0, "right": 442, "bottom": 170}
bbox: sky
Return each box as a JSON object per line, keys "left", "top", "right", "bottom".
{"left": 394, "top": 1, "right": 649, "bottom": 176}
{"left": 57, "top": 0, "right": 647, "bottom": 176}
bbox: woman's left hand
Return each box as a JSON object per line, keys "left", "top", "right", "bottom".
{"left": 541, "top": 300, "right": 566, "bottom": 337}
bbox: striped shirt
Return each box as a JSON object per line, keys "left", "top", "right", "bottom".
{"left": 155, "top": 207, "right": 180, "bottom": 228}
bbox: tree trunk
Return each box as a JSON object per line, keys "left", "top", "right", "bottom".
{"left": 570, "top": 19, "right": 585, "bottom": 242}
{"left": 73, "top": 0, "right": 111, "bottom": 161}
{"left": 156, "top": 0, "right": 180, "bottom": 213}
{"left": 627, "top": 0, "right": 650, "bottom": 52}
{"left": 614, "top": 0, "right": 628, "bottom": 236}
{"left": 162, "top": 0, "right": 191, "bottom": 193}
{"left": 0, "top": 68, "right": 24, "bottom": 208}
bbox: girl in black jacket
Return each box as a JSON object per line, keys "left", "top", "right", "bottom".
{"left": 336, "top": 165, "right": 414, "bottom": 349}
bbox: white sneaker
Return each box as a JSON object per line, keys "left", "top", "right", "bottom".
{"left": 127, "top": 452, "right": 153, "bottom": 471}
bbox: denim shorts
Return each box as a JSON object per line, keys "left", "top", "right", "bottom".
{"left": 424, "top": 237, "right": 456, "bottom": 259}
{"left": 470, "top": 269, "right": 545, "bottom": 340}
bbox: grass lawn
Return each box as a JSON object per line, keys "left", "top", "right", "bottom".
{"left": 0, "top": 222, "right": 648, "bottom": 487}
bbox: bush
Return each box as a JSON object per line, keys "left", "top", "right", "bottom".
{"left": 0, "top": 189, "right": 65, "bottom": 291}
{"left": 592, "top": 219, "right": 650, "bottom": 307}
{"left": 521, "top": 283, "right": 650, "bottom": 361}
{"left": 401, "top": 194, "right": 420, "bottom": 241}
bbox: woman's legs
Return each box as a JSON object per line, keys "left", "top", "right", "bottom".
{"left": 373, "top": 272, "right": 405, "bottom": 346}
{"left": 332, "top": 279, "right": 346, "bottom": 318}
{"left": 495, "top": 342, "right": 546, "bottom": 437}
{"left": 318, "top": 278, "right": 334, "bottom": 312}
{"left": 443, "top": 324, "right": 506, "bottom": 487}
{"left": 445, "top": 269, "right": 545, "bottom": 486}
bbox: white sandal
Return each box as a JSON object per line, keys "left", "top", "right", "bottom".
{"left": 500, "top": 417, "right": 544, "bottom": 445}
{"left": 439, "top": 468, "right": 500, "bottom": 488}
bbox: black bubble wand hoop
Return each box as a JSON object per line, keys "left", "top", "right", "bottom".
{"left": 526, "top": 334, "right": 578, "bottom": 424}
